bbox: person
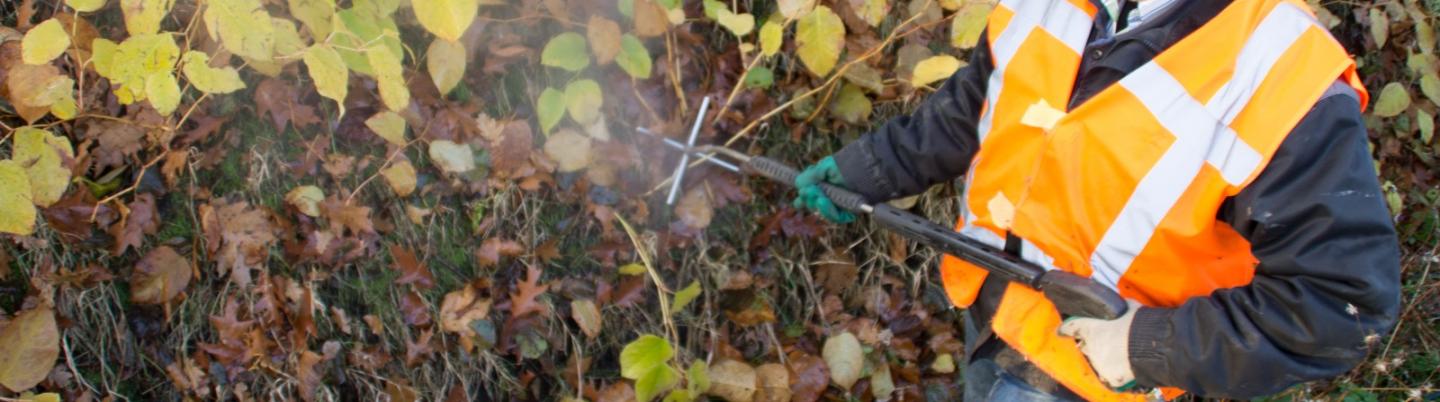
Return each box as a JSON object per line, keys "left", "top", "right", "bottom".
{"left": 790, "top": 0, "right": 1402, "bottom": 400}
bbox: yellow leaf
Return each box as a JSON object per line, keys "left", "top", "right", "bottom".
{"left": 203, "top": 0, "right": 275, "bottom": 61}
{"left": 12, "top": 127, "right": 74, "bottom": 207}
{"left": 1373, "top": 82, "right": 1411, "bottom": 118}
{"left": 144, "top": 72, "right": 180, "bottom": 115}
{"left": 285, "top": 185, "right": 325, "bottom": 217}
{"left": 795, "top": 5, "right": 844, "bottom": 77}
{"left": 543, "top": 129, "right": 593, "bottom": 172}
{"left": 304, "top": 44, "right": 349, "bottom": 111}
{"left": 367, "top": 43, "right": 410, "bottom": 111}
{"left": 911, "top": 55, "right": 961, "bottom": 87}
{"left": 49, "top": 97, "right": 77, "bottom": 120}
{"left": 68, "top": 0, "right": 107, "bottom": 12}
{"left": 330, "top": 7, "right": 404, "bottom": 76}
{"left": 19, "top": 393, "right": 61, "bottom": 402}
{"left": 270, "top": 18, "right": 307, "bottom": 59}
{"left": 90, "top": 38, "right": 118, "bottom": 77}
{"left": 951, "top": 1, "right": 991, "bottom": 49}
{"left": 822, "top": 332, "right": 863, "bottom": 389}
{"left": 619, "top": 263, "right": 647, "bottom": 275}
{"left": 289, "top": 0, "right": 336, "bottom": 39}
{"left": 426, "top": 39, "right": 466, "bottom": 94}
{"left": 181, "top": 51, "right": 245, "bottom": 94}
{"left": 856, "top": 0, "right": 888, "bottom": 27}
{"left": 22, "top": 19, "right": 70, "bottom": 65}
{"left": 1371, "top": 8, "right": 1388, "bottom": 49}
{"left": 938, "top": 0, "right": 962, "bottom": 11}
{"left": 412, "top": 0, "right": 479, "bottom": 42}
{"left": 120, "top": 0, "right": 173, "bottom": 36}
{"left": 365, "top": 111, "right": 407, "bottom": 146}
{"left": 0, "top": 161, "right": 36, "bottom": 236}
{"left": 0, "top": 307, "right": 59, "bottom": 391}
{"left": 717, "top": 10, "right": 755, "bottom": 36}
{"left": 105, "top": 33, "right": 180, "bottom": 104}
{"left": 707, "top": 360, "right": 757, "bottom": 402}
{"left": 429, "top": 140, "right": 475, "bottom": 174}
{"left": 760, "top": 19, "right": 783, "bottom": 57}
{"left": 381, "top": 160, "right": 417, "bottom": 197}
{"left": 564, "top": 79, "right": 603, "bottom": 125}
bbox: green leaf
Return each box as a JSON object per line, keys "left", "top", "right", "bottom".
{"left": 760, "top": 20, "right": 783, "bottom": 57}
{"left": 304, "top": 44, "right": 349, "bottom": 112}
{"left": 1421, "top": 73, "right": 1440, "bottom": 107}
{"left": 22, "top": 19, "right": 70, "bottom": 66}
{"left": 1418, "top": 109, "right": 1434, "bottom": 144}
{"left": 181, "top": 51, "right": 245, "bottom": 94}
{"left": 0, "top": 161, "right": 36, "bottom": 235}
{"left": 1370, "top": 8, "right": 1388, "bottom": 49}
{"left": 144, "top": 72, "right": 180, "bottom": 115}
{"left": 635, "top": 365, "right": 679, "bottom": 402}
{"left": 950, "top": 1, "right": 991, "bottom": 49}
{"left": 795, "top": 5, "right": 844, "bottom": 77}
{"left": 367, "top": 42, "right": 410, "bottom": 112}
{"left": 90, "top": 38, "right": 118, "bottom": 77}
{"left": 427, "top": 39, "right": 467, "bottom": 95}
{"left": 702, "top": 0, "right": 725, "bottom": 19}
{"left": 288, "top": 0, "right": 335, "bottom": 39}
{"left": 620, "top": 334, "right": 673, "bottom": 380}
{"left": 670, "top": 280, "right": 701, "bottom": 312}
{"left": 429, "top": 140, "right": 476, "bottom": 174}
{"left": 537, "top": 87, "right": 566, "bottom": 134}
{"left": 829, "top": 83, "right": 872, "bottom": 124}
{"left": 616, "top": 34, "right": 653, "bottom": 79}
{"left": 413, "top": 0, "right": 479, "bottom": 41}
{"left": 203, "top": 0, "right": 276, "bottom": 61}
{"left": 743, "top": 66, "right": 774, "bottom": 89}
{"left": 660, "top": 390, "right": 693, "bottom": 402}
{"left": 12, "top": 127, "right": 73, "bottom": 208}
{"left": 68, "top": 0, "right": 107, "bottom": 12}
{"left": 687, "top": 360, "right": 710, "bottom": 394}
{"left": 331, "top": 7, "right": 403, "bottom": 76}
{"left": 1372, "top": 82, "right": 1411, "bottom": 118}
{"left": 619, "top": 263, "right": 647, "bottom": 275}
{"left": 564, "top": 79, "right": 604, "bottom": 125}
{"left": 619, "top": 0, "right": 635, "bottom": 18}
{"left": 541, "top": 32, "right": 590, "bottom": 72}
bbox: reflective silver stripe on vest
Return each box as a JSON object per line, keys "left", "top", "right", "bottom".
{"left": 1088, "top": 2, "right": 1322, "bottom": 290}
{"left": 977, "top": 0, "right": 1093, "bottom": 142}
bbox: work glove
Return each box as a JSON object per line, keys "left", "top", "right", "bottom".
{"left": 792, "top": 156, "right": 857, "bottom": 223}
{"left": 1057, "top": 300, "right": 1142, "bottom": 390}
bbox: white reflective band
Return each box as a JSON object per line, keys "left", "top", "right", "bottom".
{"left": 1088, "top": 5, "right": 1322, "bottom": 289}
{"left": 978, "top": 0, "right": 1093, "bottom": 141}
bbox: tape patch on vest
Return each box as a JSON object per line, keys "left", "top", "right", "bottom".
{"left": 1021, "top": 99, "right": 1067, "bottom": 131}
{"left": 988, "top": 192, "right": 1017, "bottom": 229}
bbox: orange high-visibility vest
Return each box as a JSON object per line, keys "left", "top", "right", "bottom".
{"left": 936, "top": 0, "right": 1369, "bottom": 400}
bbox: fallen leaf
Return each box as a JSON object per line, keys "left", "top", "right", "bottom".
{"left": 381, "top": 160, "right": 417, "bottom": 197}
{"left": 475, "top": 238, "right": 524, "bottom": 267}
{"left": 110, "top": 193, "right": 157, "bottom": 256}
{"left": 429, "top": 140, "right": 475, "bottom": 174}
{"left": 439, "top": 283, "right": 492, "bottom": 343}
{"left": 633, "top": 0, "right": 670, "bottom": 37}
{"left": 911, "top": 55, "right": 961, "bottom": 87}
{"left": 950, "top": 1, "right": 990, "bottom": 49}
{"left": 570, "top": 298, "right": 602, "bottom": 338}
{"left": 754, "top": 363, "right": 791, "bottom": 402}
{"left": 285, "top": 186, "right": 325, "bottom": 217}
{"left": 822, "top": 332, "right": 863, "bottom": 390}
{"left": 404, "top": 329, "right": 435, "bottom": 367}
{"left": 399, "top": 290, "right": 432, "bottom": 327}
{"left": 510, "top": 265, "right": 550, "bottom": 317}
{"left": 11, "top": 127, "right": 73, "bottom": 207}
{"left": 0, "top": 306, "right": 59, "bottom": 392}
{"left": 676, "top": 187, "right": 714, "bottom": 229}
{"left": 543, "top": 129, "right": 594, "bottom": 172}
{"left": 588, "top": 16, "right": 623, "bottom": 65}
{"left": 707, "top": 359, "right": 757, "bottom": 402}
{"left": 129, "top": 245, "right": 191, "bottom": 304}
{"left": 390, "top": 245, "right": 435, "bottom": 290}
{"left": 778, "top": 0, "right": 816, "bottom": 19}
{"left": 787, "top": 353, "right": 829, "bottom": 402}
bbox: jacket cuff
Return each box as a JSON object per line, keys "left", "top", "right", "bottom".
{"left": 1128, "top": 306, "right": 1175, "bottom": 388}
{"left": 833, "top": 137, "right": 897, "bottom": 202}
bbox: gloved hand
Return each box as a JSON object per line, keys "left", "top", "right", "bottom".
{"left": 792, "top": 156, "right": 856, "bottom": 223}
{"left": 1057, "top": 300, "right": 1142, "bottom": 390}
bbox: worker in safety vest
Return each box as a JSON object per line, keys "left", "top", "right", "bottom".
{"left": 791, "top": 0, "right": 1402, "bottom": 400}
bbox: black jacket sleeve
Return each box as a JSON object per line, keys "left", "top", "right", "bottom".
{"left": 832, "top": 32, "right": 992, "bottom": 202}
{"left": 1126, "top": 87, "right": 1402, "bottom": 398}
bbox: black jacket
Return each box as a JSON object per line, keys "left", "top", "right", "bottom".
{"left": 831, "top": 0, "right": 1401, "bottom": 398}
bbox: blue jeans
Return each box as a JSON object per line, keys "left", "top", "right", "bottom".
{"left": 964, "top": 358, "right": 1083, "bottom": 402}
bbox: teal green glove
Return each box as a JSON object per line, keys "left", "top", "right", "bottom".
{"left": 791, "top": 156, "right": 856, "bottom": 223}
